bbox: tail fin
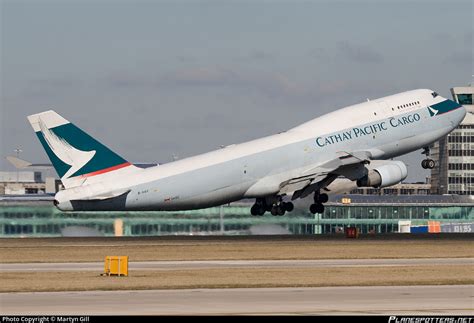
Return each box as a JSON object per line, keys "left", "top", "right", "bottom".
{"left": 27, "top": 110, "right": 135, "bottom": 188}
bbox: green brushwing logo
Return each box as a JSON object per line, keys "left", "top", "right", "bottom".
{"left": 36, "top": 121, "right": 128, "bottom": 179}
{"left": 427, "top": 106, "right": 439, "bottom": 117}
{"left": 39, "top": 120, "right": 96, "bottom": 179}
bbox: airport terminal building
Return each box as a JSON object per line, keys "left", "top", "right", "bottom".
{"left": 1, "top": 194, "right": 472, "bottom": 237}
{"left": 314, "top": 195, "right": 473, "bottom": 234}
{"left": 431, "top": 85, "right": 473, "bottom": 195}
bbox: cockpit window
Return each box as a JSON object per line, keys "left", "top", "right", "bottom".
{"left": 431, "top": 92, "right": 439, "bottom": 98}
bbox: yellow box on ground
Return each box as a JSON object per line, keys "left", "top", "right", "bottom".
{"left": 104, "top": 256, "right": 128, "bottom": 276}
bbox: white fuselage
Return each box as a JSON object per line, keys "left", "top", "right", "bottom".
{"left": 55, "top": 89, "right": 466, "bottom": 211}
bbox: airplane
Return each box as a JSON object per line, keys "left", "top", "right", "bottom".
{"left": 27, "top": 89, "right": 466, "bottom": 215}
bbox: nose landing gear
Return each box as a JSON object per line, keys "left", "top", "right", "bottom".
{"left": 421, "top": 147, "right": 435, "bottom": 169}
{"left": 421, "top": 159, "right": 436, "bottom": 169}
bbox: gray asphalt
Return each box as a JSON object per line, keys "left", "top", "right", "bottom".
{"left": 1, "top": 285, "right": 473, "bottom": 315}
{"left": 1, "top": 257, "right": 472, "bottom": 272}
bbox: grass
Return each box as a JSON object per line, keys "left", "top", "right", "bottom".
{"left": 1, "top": 237, "right": 472, "bottom": 292}
{"left": 1, "top": 265, "right": 473, "bottom": 292}
{"left": 1, "top": 239, "right": 473, "bottom": 263}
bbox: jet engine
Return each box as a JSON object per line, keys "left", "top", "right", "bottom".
{"left": 356, "top": 160, "right": 408, "bottom": 188}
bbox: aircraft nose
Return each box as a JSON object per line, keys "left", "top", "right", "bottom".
{"left": 457, "top": 101, "right": 467, "bottom": 123}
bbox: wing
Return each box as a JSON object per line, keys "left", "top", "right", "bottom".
{"left": 278, "top": 150, "right": 371, "bottom": 200}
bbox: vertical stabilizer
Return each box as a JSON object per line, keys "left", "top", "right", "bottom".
{"left": 27, "top": 110, "right": 137, "bottom": 188}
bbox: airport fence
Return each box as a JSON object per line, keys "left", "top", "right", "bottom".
{"left": 0, "top": 202, "right": 472, "bottom": 237}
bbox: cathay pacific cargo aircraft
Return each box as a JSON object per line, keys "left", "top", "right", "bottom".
{"left": 28, "top": 89, "right": 465, "bottom": 215}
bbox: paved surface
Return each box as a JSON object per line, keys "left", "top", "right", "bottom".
{"left": 1, "top": 258, "right": 472, "bottom": 272}
{"left": 1, "top": 233, "right": 472, "bottom": 246}
{"left": 1, "top": 285, "right": 473, "bottom": 315}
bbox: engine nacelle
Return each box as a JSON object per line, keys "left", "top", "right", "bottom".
{"left": 357, "top": 161, "right": 408, "bottom": 188}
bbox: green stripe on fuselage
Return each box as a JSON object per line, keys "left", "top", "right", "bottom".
{"left": 36, "top": 123, "right": 127, "bottom": 178}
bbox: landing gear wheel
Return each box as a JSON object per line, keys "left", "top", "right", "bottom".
{"left": 250, "top": 203, "right": 266, "bottom": 216}
{"left": 283, "top": 202, "right": 294, "bottom": 212}
{"left": 250, "top": 205, "right": 259, "bottom": 216}
{"left": 421, "top": 160, "right": 428, "bottom": 169}
{"left": 277, "top": 206, "right": 285, "bottom": 216}
{"left": 421, "top": 159, "right": 435, "bottom": 169}
{"left": 314, "top": 192, "right": 329, "bottom": 203}
{"left": 271, "top": 206, "right": 279, "bottom": 216}
{"left": 421, "top": 147, "right": 435, "bottom": 169}
{"left": 253, "top": 196, "right": 292, "bottom": 216}
{"left": 310, "top": 203, "right": 325, "bottom": 214}
{"left": 315, "top": 203, "right": 325, "bottom": 214}
{"left": 271, "top": 205, "right": 286, "bottom": 216}
{"left": 427, "top": 159, "right": 435, "bottom": 169}
{"left": 319, "top": 193, "right": 329, "bottom": 204}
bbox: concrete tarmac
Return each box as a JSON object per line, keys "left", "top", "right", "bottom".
{"left": 1, "top": 258, "right": 472, "bottom": 272}
{"left": 1, "top": 285, "right": 473, "bottom": 315}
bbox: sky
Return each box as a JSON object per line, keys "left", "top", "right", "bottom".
{"left": 1, "top": 0, "right": 472, "bottom": 182}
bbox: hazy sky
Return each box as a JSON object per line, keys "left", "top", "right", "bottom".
{"left": 1, "top": 0, "right": 472, "bottom": 182}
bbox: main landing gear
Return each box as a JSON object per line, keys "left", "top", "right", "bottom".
{"left": 250, "top": 191, "right": 327, "bottom": 216}
{"left": 250, "top": 197, "right": 294, "bottom": 216}
{"left": 309, "top": 191, "right": 328, "bottom": 214}
{"left": 421, "top": 147, "right": 435, "bottom": 169}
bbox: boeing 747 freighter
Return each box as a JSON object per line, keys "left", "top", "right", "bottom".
{"left": 28, "top": 89, "right": 466, "bottom": 215}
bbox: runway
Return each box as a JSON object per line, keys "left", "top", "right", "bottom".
{"left": 2, "top": 237, "right": 472, "bottom": 314}
{"left": 1, "top": 257, "right": 472, "bottom": 272}
{"left": 1, "top": 285, "right": 472, "bottom": 315}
